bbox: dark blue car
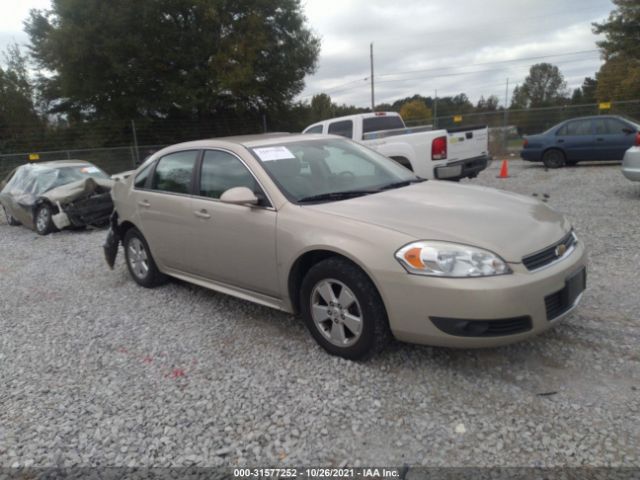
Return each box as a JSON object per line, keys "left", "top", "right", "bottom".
{"left": 520, "top": 115, "right": 640, "bottom": 168}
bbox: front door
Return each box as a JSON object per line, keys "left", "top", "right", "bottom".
{"left": 592, "top": 117, "right": 636, "bottom": 160}
{"left": 187, "top": 149, "right": 279, "bottom": 297}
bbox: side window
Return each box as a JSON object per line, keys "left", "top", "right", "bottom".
{"left": 328, "top": 120, "right": 353, "bottom": 139}
{"left": 133, "top": 164, "right": 152, "bottom": 189}
{"left": 556, "top": 124, "right": 568, "bottom": 136}
{"left": 305, "top": 125, "right": 323, "bottom": 134}
{"left": 152, "top": 150, "right": 198, "bottom": 194}
{"left": 199, "top": 150, "right": 259, "bottom": 199}
{"left": 565, "top": 120, "right": 593, "bottom": 136}
{"left": 605, "top": 118, "right": 629, "bottom": 134}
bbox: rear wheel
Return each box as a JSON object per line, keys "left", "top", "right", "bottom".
{"left": 34, "top": 204, "right": 57, "bottom": 235}
{"left": 542, "top": 149, "right": 566, "bottom": 169}
{"left": 123, "top": 228, "right": 166, "bottom": 288}
{"left": 300, "top": 257, "right": 392, "bottom": 360}
{"left": 3, "top": 206, "right": 21, "bottom": 226}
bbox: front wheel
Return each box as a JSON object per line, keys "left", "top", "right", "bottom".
{"left": 34, "top": 204, "right": 57, "bottom": 235}
{"left": 542, "top": 149, "right": 566, "bottom": 169}
{"left": 123, "top": 228, "right": 166, "bottom": 288}
{"left": 300, "top": 257, "right": 392, "bottom": 360}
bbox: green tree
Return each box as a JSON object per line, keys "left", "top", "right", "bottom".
{"left": 596, "top": 56, "right": 640, "bottom": 101}
{"left": 592, "top": 1, "right": 640, "bottom": 102}
{"left": 0, "top": 44, "right": 43, "bottom": 152}
{"left": 310, "top": 93, "right": 334, "bottom": 121}
{"left": 399, "top": 99, "right": 432, "bottom": 123}
{"left": 26, "top": 0, "right": 320, "bottom": 130}
{"left": 593, "top": 0, "right": 640, "bottom": 61}
{"left": 510, "top": 63, "right": 568, "bottom": 108}
{"left": 476, "top": 95, "right": 499, "bottom": 111}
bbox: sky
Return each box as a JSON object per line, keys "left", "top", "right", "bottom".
{"left": 0, "top": 0, "right": 614, "bottom": 108}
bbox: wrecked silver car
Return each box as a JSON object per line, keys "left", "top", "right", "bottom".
{"left": 0, "top": 161, "right": 114, "bottom": 235}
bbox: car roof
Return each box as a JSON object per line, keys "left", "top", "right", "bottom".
{"left": 160, "top": 133, "right": 344, "bottom": 151}
{"left": 24, "top": 160, "right": 94, "bottom": 169}
{"left": 560, "top": 115, "right": 628, "bottom": 122}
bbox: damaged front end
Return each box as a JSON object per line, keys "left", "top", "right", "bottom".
{"left": 44, "top": 177, "right": 114, "bottom": 230}
{"left": 103, "top": 211, "right": 121, "bottom": 269}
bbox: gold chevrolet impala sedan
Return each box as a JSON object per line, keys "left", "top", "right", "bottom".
{"left": 104, "top": 134, "right": 587, "bottom": 359}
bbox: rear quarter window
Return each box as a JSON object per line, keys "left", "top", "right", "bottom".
{"left": 134, "top": 164, "right": 152, "bottom": 189}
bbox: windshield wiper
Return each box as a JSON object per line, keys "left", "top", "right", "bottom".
{"left": 297, "top": 178, "right": 426, "bottom": 204}
{"left": 298, "top": 190, "right": 377, "bottom": 203}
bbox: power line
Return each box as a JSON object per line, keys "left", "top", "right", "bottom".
{"left": 374, "top": 50, "right": 600, "bottom": 80}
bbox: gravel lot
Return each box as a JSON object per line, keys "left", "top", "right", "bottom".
{"left": 1, "top": 159, "right": 639, "bottom": 469}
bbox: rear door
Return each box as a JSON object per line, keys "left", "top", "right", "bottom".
{"left": 555, "top": 119, "right": 595, "bottom": 161}
{"left": 187, "top": 149, "right": 279, "bottom": 296}
{"left": 592, "top": 118, "right": 637, "bottom": 160}
{"left": 135, "top": 150, "right": 199, "bottom": 271}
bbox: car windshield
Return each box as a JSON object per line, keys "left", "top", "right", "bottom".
{"left": 250, "top": 138, "right": 421, "bottom": 203}
{"left": 9, "top": 164, "right": 109, "bottom": 196}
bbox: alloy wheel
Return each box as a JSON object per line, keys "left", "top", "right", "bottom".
{"left": 310, "top": 279, "right": 363, "bottom": 347}
{"left": 128, "top": 237, "right": 150, "bottom": 280}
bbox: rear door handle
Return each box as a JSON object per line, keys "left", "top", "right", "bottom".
{"left": 194, "top": 209, "right": 211, "bottom": 219}
{"left": 138, "top": 200, "right": 150, "bottom": 208}
{"left": 557, "top": 139, "right": 564, "bottom": 143}
{"left": 596, "top": 137, "right": 604, "bottom": 142}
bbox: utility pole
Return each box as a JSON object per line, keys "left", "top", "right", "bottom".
{"left": 131, "top": 120, "right": 140, "bottom": 167}
{"left": 370, "top": 43, "right": 375, "bottom": 112}
{"left": 433, "top": 89, "right": 438, "bottom": 128}
{"left": 503, "top": 78, "right": 510, "bottom": 154}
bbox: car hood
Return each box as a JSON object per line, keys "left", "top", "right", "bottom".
{"left": 42, "top": 177, "right": 114, "bottom": 204}
{"left": 307, "top": 181, "right": 571, "bottom": 263}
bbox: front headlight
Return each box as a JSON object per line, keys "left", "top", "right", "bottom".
{"left": 395, "top": 241, "right": 512, "bottom": 277}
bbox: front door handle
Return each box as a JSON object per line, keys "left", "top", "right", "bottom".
{"left": 138, "top": 200, "right": 150, "bottom": 208}
{"left": 194, "top": 209, "right": 211, "bottom": 219}
{"left": 557, "top": 139, "right": 565, "bottom": 143}
{"left": 596, "top": 137, "right": 604, "bottom": 142}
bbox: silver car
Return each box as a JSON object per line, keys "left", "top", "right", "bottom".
{"left": 104, "top": 134, "right": 587, "bottom": 359}
{"left": 622, "top": 146, "right": 640, "bottom": 182}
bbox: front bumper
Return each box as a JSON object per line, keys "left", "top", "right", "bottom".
{"left": 435, "top": 155, "right": 491, "bottom": 180}
{"left": 62, "top": 192, "right": 114, "bottom": 227}
{"left": 379, "top": 241, "right": 587, "bottom": 348}
{"left": 103, "top": 212, "right": 121, "bottom": 269}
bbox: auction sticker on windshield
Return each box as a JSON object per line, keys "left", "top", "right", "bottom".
{"left": 253, "top": 146, "right": 296, "bottom": 162}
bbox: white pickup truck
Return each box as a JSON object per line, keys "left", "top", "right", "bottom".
{"left": 303, "top": 112, "right": 490, "bottom": 180}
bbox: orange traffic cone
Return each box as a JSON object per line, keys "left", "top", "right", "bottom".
{"left": 498, "top": 160, "right": 509, "bottom": 178}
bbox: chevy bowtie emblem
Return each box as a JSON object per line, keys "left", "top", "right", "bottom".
{"left": 555, "top": 244, "right": 567, "bottom": 257}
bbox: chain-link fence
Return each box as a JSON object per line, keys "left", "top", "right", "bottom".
{"left": 0, "top": 144, "right": 168, "bottom": 180}
{"left": 2, "top": 101, "right": 639, "bottom": 179}
{"left": 405, "top": 99, "right": 640, "bottom": 157}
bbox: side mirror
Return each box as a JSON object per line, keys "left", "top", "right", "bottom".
{"left": 220, "top": 186, "right": 259, "bottom": 206}
{"left": 622, "top": 127, "right": 635, "bottom": 135}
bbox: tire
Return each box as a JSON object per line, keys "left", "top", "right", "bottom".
{"left": 542, "top": 149, "right": 566, "bottom": 169}
{"left": 34, "top": 204, "right": 57, "bottom": 235}
{"left": 3, "top": 206, "right": 21, "bottom": 226}
{"left": 300, "top": 257, "right": 392, "bottom": 360}
{"left": 123, "top": 227, "right": 166, "bottom": 288}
